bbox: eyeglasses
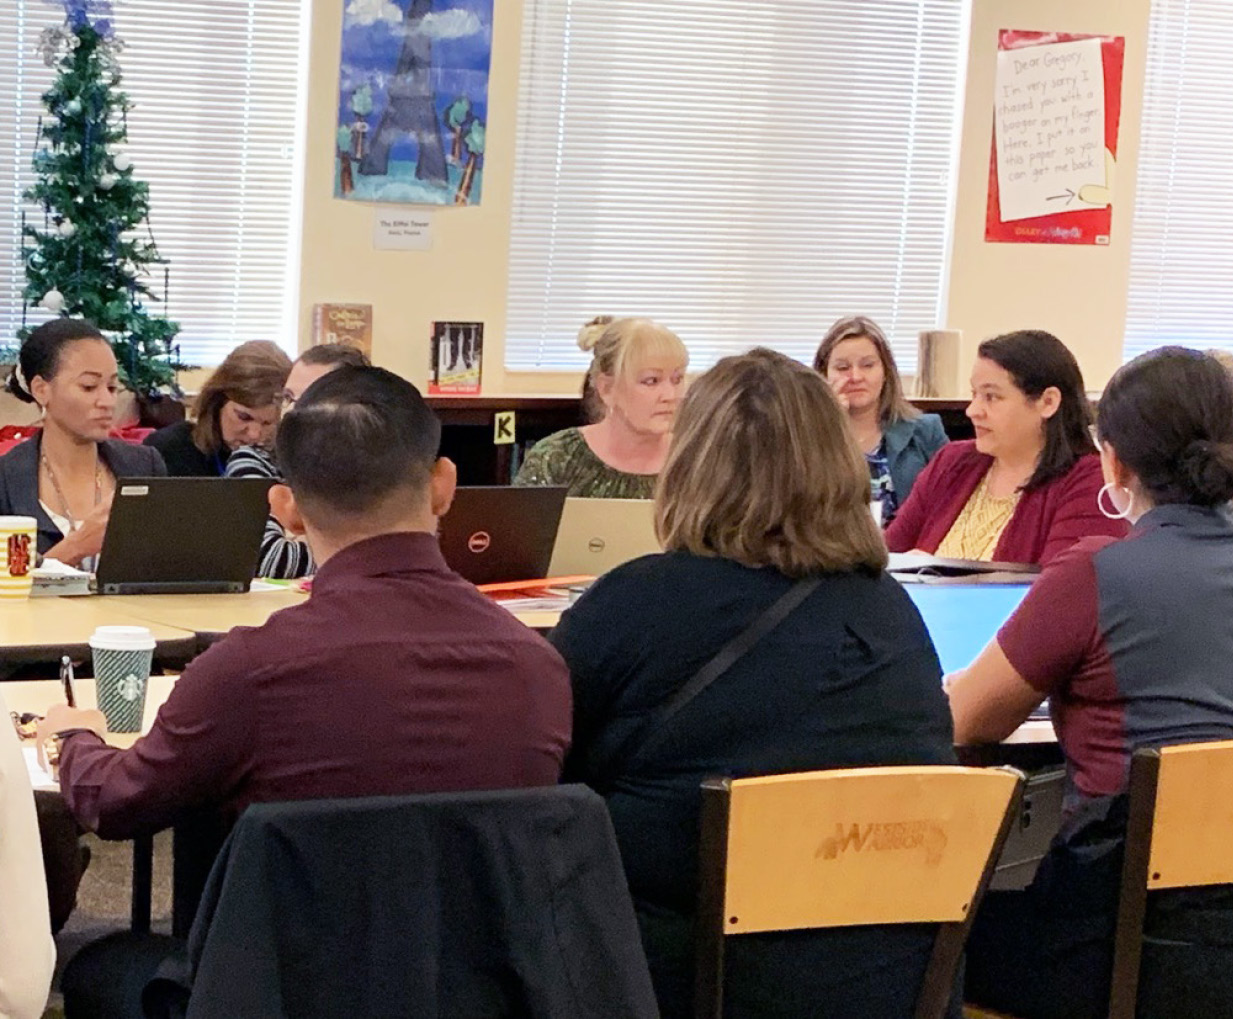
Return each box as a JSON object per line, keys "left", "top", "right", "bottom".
{"left": 280, "top": 389, "right": 297, "bottom": 410}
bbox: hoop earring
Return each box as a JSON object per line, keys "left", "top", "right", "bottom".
{"left": 1097, "top": 482, "right": 1134, "bottom": 521}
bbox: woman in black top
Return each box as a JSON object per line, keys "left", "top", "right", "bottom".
{"left": 550, "top": 348, "right": 956, "bottom": 1018}
{"left": 144, "top": 340, "right": 290, "bottom": 476}
{"left": 0, "top": 319, "right": 165, "bottom": 564}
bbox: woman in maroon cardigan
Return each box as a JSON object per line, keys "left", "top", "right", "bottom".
{"left": 886, "top": 330, "right": 1127, "bottom": 564}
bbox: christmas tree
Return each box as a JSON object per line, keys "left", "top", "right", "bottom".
{"left": 22, "top": 0, "right": 183, "bottom": 395}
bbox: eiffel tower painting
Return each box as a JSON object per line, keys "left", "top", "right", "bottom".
{"left": 335, "top": 0, "right": 492, "bottom": 205}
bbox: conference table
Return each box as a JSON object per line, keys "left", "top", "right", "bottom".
{"left": 2, "top": 580, "right": 1058, "bottom": 935}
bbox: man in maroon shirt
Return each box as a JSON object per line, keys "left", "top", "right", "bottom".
{"left": 44, "top": 366, "right": 572, "bottom": 840}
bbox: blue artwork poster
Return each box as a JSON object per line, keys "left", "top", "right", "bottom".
{"left": 336, "top": 0, "right": 491, "bottom": 205}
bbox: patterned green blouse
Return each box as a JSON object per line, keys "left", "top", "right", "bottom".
{"left": 514, "top": 427, "right": 657, "bottom": 499}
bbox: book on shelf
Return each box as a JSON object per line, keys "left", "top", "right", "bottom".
{"left": 311, "top": 303, "right": 373, "bottom": 356}
{"left": 429, "top": 321, "right": 483, "bottom": 395}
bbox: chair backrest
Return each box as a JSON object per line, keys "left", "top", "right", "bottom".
{"left": 184, "top": 785, "right": 659, "bottom": 1019}
{"left": 1109, "top": 740, "right": 1233, "bottom": 1019}
{"left": 695, "top": 765, "right": 1024, "bottom": 1019}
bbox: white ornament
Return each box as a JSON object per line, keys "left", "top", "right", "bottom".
{"left": 113, "top": 153, "right": 132, "bottom": 172}
{"left": 41, "top": 290, "right": 64, "bottom": 313}
{"left": 57, "top": 220, "right": 76, "bottom": 238}
{"left": 64, "top": 99, "right": 82, "bottom": 115}
{"left": 98, "top": 173, "right": 117, "bottom": 191}
{"left": 68, "top": 35, "right": 81, "bottom": 50}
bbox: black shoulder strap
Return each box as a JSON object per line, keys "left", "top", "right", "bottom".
{"left": 598, "top": 576, "right": 822, "bottom": 788}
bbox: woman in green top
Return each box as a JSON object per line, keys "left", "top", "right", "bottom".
{"left": 515, "top": 317, "right": 688, "bottom": 498}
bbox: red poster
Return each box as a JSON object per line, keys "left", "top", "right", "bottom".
{"left": 985, "top": 30, "right": 1125, "bottom": 245}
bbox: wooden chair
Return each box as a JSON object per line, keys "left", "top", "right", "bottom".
{"left": 696, "top": 765, "right": 1025, "bottom": 1019}
{"left": 965, "top": 739, "right": 1233, "bottom": 1019}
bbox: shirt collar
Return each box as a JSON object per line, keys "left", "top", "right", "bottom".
{"left": 1134, "top": 502, "right": 1233, "bottom": 534}
{"left": 311, "top": 531, "right": 450, "bottom": 591}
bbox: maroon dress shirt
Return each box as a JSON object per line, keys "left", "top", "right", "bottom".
{"left": 58, "top": 532, "right": 572, "bottom": 839}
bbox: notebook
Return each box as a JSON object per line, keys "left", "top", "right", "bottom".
{"left": 96, "top": 477, "right": 273, "bottom": 595}
{"left": 547, "top": 497, "right": 659, "bottom": 578}
{"left": 438, "top": 486, "right": 568, "bottom": 585}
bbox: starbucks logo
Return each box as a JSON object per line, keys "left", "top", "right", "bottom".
{"left": 116, "top": 674, "right": 142, "bottom": 702}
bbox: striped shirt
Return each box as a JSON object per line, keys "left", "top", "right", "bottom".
{"left": 223, "top": 446, "right": 315, "bottom": 579}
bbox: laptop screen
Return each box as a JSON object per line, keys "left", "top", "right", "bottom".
{"left": 903, "top": 583, "right": 1032, "bottom": 675}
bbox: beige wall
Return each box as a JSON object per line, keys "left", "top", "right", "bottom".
{"left": 946, "top": 0, "right": 1152, "bottom": 391}
{"left": 297, "top": 0, "right": 575, "bottom": 396}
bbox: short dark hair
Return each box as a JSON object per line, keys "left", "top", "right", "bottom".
{"left": 276, "top": 366, "right": 441, "bottom": 519}
{"left": 1098, "top": 346, "right": 1233, "bottom": 507}
{"left": 977, "top": 330, "right": 1096, "bottom": 490}
{"left": 8, "top": 318, "right": 107, "bottom": 404}
{"left": 297, "top": 343, "right": 370, "bottom": 370}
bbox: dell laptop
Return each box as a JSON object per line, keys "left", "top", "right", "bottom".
{"left": 548, "top": 497, "right": 660, "bottom": 577}
{"left": 438, "top": 486, "right": 568, "bottom": 585}
{"left": 96, "top": 477, "right": 273, "bottom": 595}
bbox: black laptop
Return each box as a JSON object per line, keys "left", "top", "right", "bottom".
{"left": 438, "top": 486, "right": 568, "bottom": 585}
{"left": 95, "top": 477, "right": 273, "bottom": 595}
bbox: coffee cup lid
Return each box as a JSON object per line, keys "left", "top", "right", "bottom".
{"left": 89, "top": 625, "right": 157, "bottom": 652}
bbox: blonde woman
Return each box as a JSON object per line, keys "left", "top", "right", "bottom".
{"left": 550, "top": 348, "right": 957, "bottom": 1018}
{"left": 514, "top": 317, "right": 688, "bottom": 498}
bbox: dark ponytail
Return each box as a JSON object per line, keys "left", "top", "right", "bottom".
{"left": 1098, "top": 347, "right": 1233, "bottom": 507}
{"left": 8, "top": 319, "right": 106, "bottom": 404}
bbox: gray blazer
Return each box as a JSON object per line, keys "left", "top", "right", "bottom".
{"left": 884, "top": 413, "right": 948, "bottom": 504}
{"left": 0, "top": 434, "right": 167, "bottom": 555}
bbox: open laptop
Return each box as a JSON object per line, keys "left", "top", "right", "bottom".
{"left": 548, "top": 497, "right": 659, "bottom": 577}
{"left": 96, "top": 477, "right": 273, "bottom": 595}
{"left": 438, "top": 486, "right": 568, "bottom": 585}
{"left": 888, "top": 552, "right": 1040, "bottom": 583}
{"left": 903, "top": 582, "right": 1033, "bottom": 674}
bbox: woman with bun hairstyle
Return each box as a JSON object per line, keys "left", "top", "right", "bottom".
{"left": 951, "top": 346, "right": 1233, "bottom": 1018}
{"left": 514, "top": 317, "right": 688, "bottom": 498}
{"left": 0, "top": 319, "right": 166, "bottom": 566}
{"left": 886, "top": 329, "right": 1126, "bottom": 564}
{"left": 144, "top": 340, "right": 291, "bottom": 476}
{"left": 814, "top": 315, "right": 948, "bottom": 524}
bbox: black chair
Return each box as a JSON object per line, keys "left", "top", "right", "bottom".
{"left": 66, "top": 785, "right": 659, "bottom": 1019}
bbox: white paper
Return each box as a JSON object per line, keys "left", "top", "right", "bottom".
{"left": 22, "top": 746, "right": 57, "bottom": 792}
{"left": 994, "top": 39, "right": 1105, "bottom": 222}
{"left": 373, "top": 208, "right": 433, "bottom": 250}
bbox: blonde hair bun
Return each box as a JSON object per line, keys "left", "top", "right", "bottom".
{"left": 577, "top": 315, "right": 615, "bottom": 353}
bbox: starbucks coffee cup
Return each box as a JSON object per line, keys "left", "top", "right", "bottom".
{"left": 0, "top": 516, "right": 37, "bottom": 599}
{"left": 90, "top": 626, "right": 156, "bottom": 733}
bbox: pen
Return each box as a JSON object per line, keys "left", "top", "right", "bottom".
{"left": 60, "top": 655, "right": 76, "bottom": 708}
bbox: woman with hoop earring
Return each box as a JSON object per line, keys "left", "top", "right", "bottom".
{"left": 948, "top": 346, "right": 1233, "bottom": 1018}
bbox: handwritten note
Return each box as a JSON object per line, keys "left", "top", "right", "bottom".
{"left": 994, "top": 38, "right": 1105, "bottom": 222}
{"left": 373, "top": 208, "right": 433, "bottom": 250}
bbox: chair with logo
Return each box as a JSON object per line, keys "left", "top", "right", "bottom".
{"left": 695, "top": 765, "right": 1025, "bottom": 1019}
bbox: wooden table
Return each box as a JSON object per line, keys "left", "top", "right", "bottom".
{"left": 0, "top": 598, "right": 197, "bottom": 670}
{"left": 4, "top": 676, "right": 177, "bottom": 932}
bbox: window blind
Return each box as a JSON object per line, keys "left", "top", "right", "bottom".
{"left": 1126, "top": 1, "right": 1233, "bottom": 359}
{"left": 0, "top": 1, "right": 305, "bottom": 366}
{"left": 505, "top": 0, "right": 967, "bottom": 374}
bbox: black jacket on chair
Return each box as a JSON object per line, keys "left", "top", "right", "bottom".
{"left": 0, "top": 433, "right": 167, "bottom": 554}
{"left": 179, "top": 785, "right": 659, "bottom": 1019}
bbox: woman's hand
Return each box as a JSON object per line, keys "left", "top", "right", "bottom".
{"left": 46, "top": 500, "right": 111, "bottom": 567}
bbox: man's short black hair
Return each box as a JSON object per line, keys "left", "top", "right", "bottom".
{"left": 276, "top": 366, "right": 441, "bottom": 517}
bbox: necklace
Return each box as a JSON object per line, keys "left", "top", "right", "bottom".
{"left": 40, "top": 451, "right": 103, "bottom": 532}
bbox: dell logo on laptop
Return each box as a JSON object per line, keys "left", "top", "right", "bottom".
{"left": 468, "top": 531, "right": 492, "bottom": 554}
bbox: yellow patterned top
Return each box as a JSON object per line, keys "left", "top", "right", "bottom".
{"left": 934, "top": 473, "right": 1021, "bottom": 561}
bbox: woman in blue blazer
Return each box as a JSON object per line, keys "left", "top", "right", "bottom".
{"left": 0, "top": 319, "right": 166, "bottom": 566}
{"left": 815, "top": 315, "right": 948, "bottom": 525}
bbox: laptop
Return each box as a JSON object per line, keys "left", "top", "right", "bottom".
{"left": 96, "top": 477, "right": 273, "bottom": 595}
{"left": 888, "top": 552, "right": 1040, "bottom": 583}
{"left": 903, "top": 582, "right": 1033, "bottom": 674}
{"left": 438, "top": 486, "right": 568, "bottom": 585}
{"left": 548, "top": 498, "right": 659, "bottom": 577}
